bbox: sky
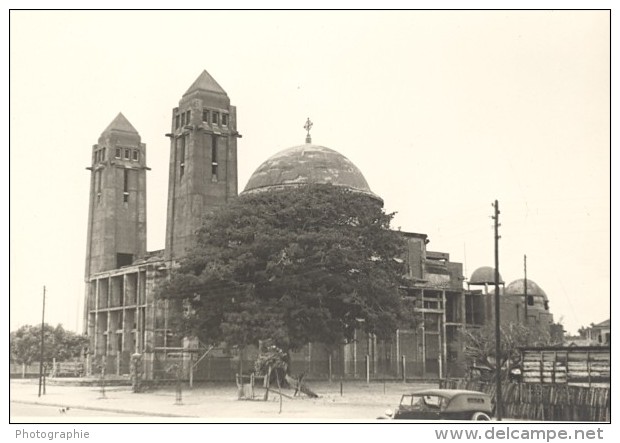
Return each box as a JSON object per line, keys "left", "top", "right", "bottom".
{"left": 9, "top": 10, "right": 611, "bottom": 336}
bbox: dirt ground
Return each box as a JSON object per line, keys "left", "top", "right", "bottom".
{"left": 10, "top": 379, "right": 439, "bottom": 421}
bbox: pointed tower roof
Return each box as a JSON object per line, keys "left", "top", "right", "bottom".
{"left": 183, "top": 70, "right": 227, "bottom": 96}
{"left": 102, "top": 112, "right": 139, "bottom": 134}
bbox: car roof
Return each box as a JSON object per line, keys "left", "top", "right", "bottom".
{"left": 404, "top": 389, "right": 489, "bottom": 399}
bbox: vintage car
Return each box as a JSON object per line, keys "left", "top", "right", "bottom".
{"left": 379, "top": 389, "right": 493, "bottom": 421}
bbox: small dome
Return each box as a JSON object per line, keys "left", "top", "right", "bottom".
{"left": 243, "top": 144, "right": 381, "bottom": 201}
{"left": 469, "top": 266, "right": 503, "bottom": 285}
{"left": 505, "top": 279, "right": 548, "bottom": 300}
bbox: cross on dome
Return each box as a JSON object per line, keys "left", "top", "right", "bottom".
{"left": 304, "top": 118, "right": 313, "bottom": 144}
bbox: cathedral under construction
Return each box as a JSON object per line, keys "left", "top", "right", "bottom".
{"left": 83, "top": 70, "right": 555, "bottom": 380}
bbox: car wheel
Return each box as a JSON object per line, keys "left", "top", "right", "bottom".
{"left": 471, "top": 412, "right": 491, "bottom": 421}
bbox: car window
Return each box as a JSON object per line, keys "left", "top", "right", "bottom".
{"left": 402, "top": 395, "right": 424, "bottom": 407}
{"left": 467, "top": 397, "right": 485, "bottom": 404}
{"left": 424, "top": 396, "right": 441, "bottom": 408}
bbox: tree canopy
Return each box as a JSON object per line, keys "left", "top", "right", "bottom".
{"left": 10, "top": 324, "right": 88, "bottom": 365}
{"left": 460, "top": 321, "right": 553, "bottom": 380}
{"left": 160, "top": 184, "right": 415, "bottom": 352}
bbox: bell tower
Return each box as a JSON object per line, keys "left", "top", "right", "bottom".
{"left": 85, "top": 113, "right": 148, "bottom": 278}
{"left": 164, "top": 70, "right": 240, "bottom": 260}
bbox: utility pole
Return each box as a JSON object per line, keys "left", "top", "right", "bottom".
{"left": 524, "top": 254, "right": 528, "bottom": 325}
{"left": 38, "top": 286, "right": 46, "bottom": 397}
{"left": 492, "top": 201, "right": 503, "bottom": 421}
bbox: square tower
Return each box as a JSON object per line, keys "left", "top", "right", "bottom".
{"left": 164, "top": 70, "right": 240, "bottom": 260}
{"left": 84, "top": 113, "right": 148, "bottom": 277}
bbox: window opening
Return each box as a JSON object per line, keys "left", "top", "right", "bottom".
{"left": 212, "top": 112, "right": 219, "bottom": 125}
{"left": 222, "top": 113, "right": 228, "bottom": 126}
{"left": 186, "top": 110, "right": 191, "bottom": 124}
{"left": 124, "top": 149, "right": 130, "bottom": 160}
{"left": 179, "top": 136, "right": 185, "bottom": 177}
{"left": 202, "top": 108, "right": 209, "bottom": 122}
{"left": 115, "top": 148, "right": 121, "bottom": 158}
{"left": 175, "top": 114, "right": 180, "bottom": 129}
{"left": 211, "top": 135, "right": 218, "bottom": 180}
{"left": 116, "top": 253, "right": 133, "bottom": 268}
{"left": 181, "top": 112, "right": 185, "bottom": 126}
{"left": 95, "top": 170, "right": 102, "bottom": 203}
{"left": 123, "top": 169, "right": 129, "bottom": 202}
{"left": 132, "top": 150, "right": 139, "bottom": 161}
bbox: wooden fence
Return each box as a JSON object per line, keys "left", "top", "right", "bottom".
{"left": 440, "top": 379, "right": 610, "bottom": 422}
{"left": 520, "top": 346, "right": 610, "bottom": 386}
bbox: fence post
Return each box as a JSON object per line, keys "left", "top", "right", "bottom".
{"left": 189, "top": 354, "right": 193, "bottom": 389}
{"left": 401, "top": 355, "right": 406, "bottom": 383}
{"left": 586, "top": 351, "right": 591, "bottom": 388}
{"left": 395, "top": 329, "right": 400, "bottom": 377}
{"left": 366, "top": 355, "right": 370, "bottom": 384}
{"left": 175, "top": 365, "right": 183, "bottom": 405}
{"left": 328, "top": 354, "right": 332, "bottom": 383}
{"left": 98, "top": 363, "right": 106, "bottom": 399}
{"left": 250, "top": 373, "right": 255, "bottom": 399}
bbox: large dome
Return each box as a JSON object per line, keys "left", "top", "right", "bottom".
{"left": 505, "top": 278, "right": 548, "bottom": 300}
{"left": 469, "top": 266, "right": 504, "bottom": 285}
{"left": 243, "top": 144, "right": 381, "bottom": 201}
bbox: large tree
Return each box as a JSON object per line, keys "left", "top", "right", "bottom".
{"left": 10, "top": 324, "right": 88, "bottom": 365}
{"left": 460, "top": 322, "right": 553, "bottom": 380}
{"left": 160, "top": 184, "right": 415, "bottom": 354}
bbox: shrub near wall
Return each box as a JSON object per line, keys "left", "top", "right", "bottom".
{"left": 440, "top": 379, "right": 610, "bottom": 422}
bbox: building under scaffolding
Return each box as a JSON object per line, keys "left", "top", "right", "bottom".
{"left": 83, "top": 70, "right": 556, "bottom": 381}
